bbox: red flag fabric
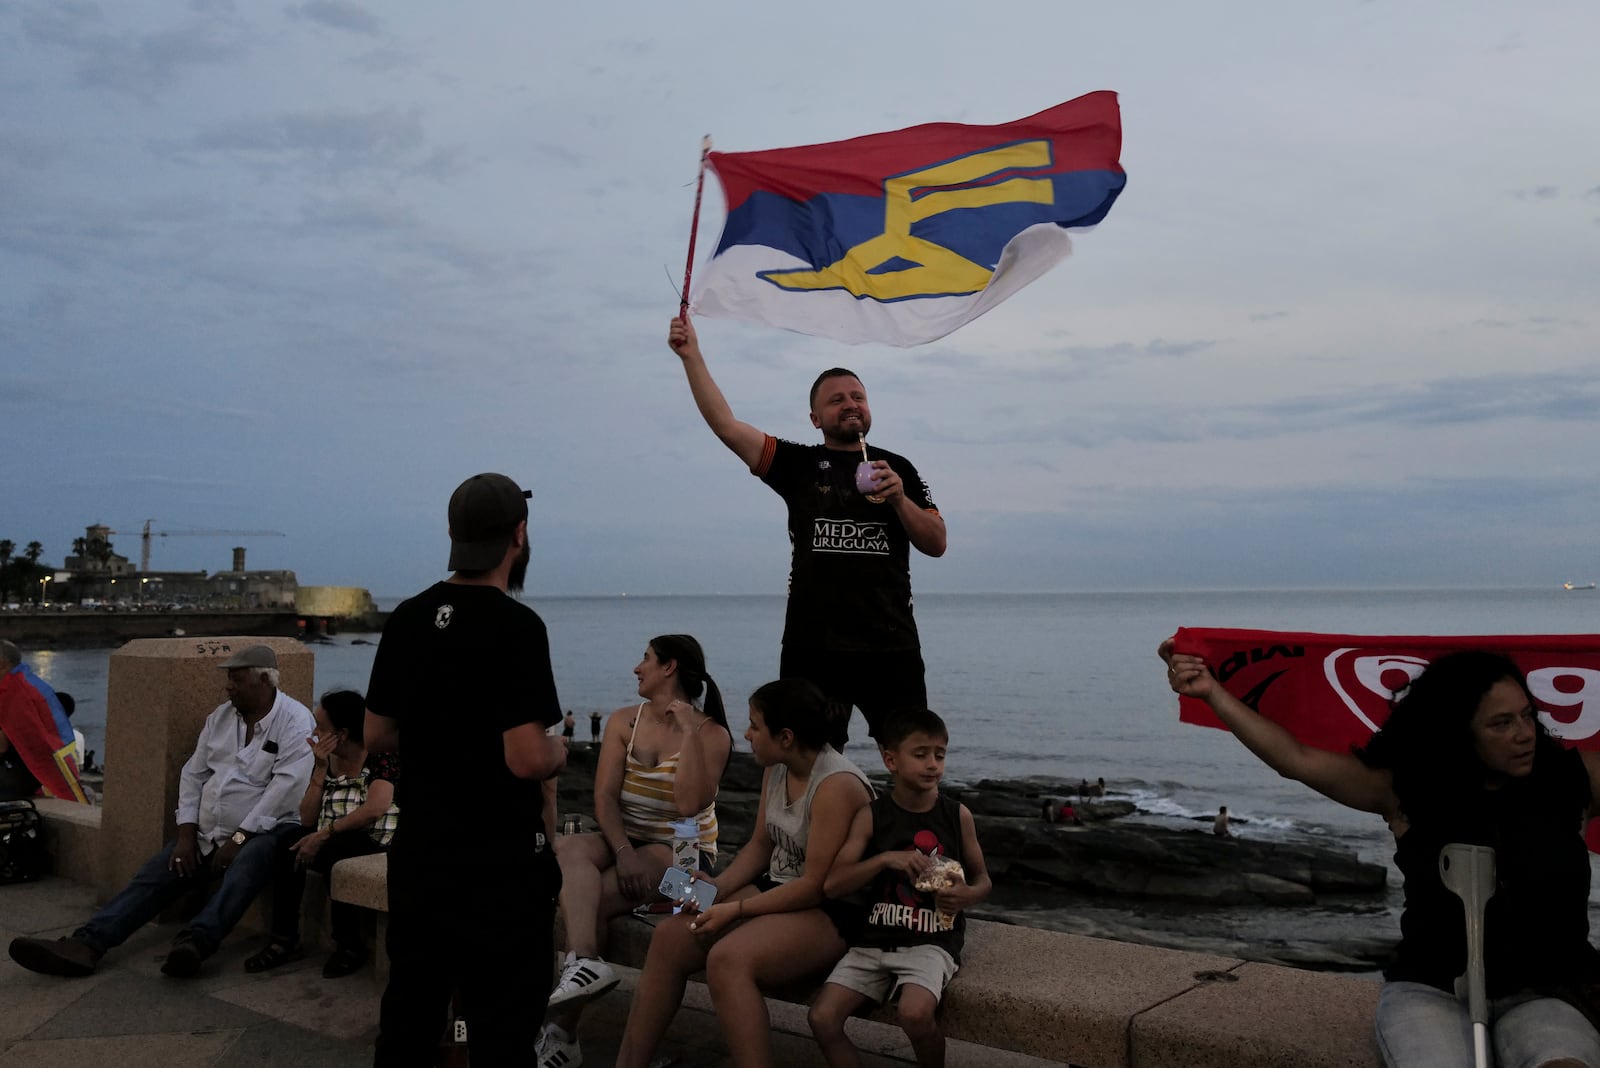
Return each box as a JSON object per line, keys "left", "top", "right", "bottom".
{"left": 0, "top": 665, "right": 87, "bottom": 803}
{"left": 1172, "top": 627, "right": 1600, "bottom": 847}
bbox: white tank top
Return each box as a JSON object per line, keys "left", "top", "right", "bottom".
{"left": 762, "top": 746, "right": 871, "bottom": 884}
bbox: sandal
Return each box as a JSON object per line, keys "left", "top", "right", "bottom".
{"left": 243, "top": 940, "right": 304, "bottom": 973}
{"left": 321, "top": 946, "right": 366, "bottom": 979}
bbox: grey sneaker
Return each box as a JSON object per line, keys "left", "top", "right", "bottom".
{"left": 546, "top": 955, "right": 618, "bottom": 1010}
{"left": 9, "top": 935, "right": 100, "bottom": 978}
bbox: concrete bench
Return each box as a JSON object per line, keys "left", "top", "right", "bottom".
{"left": 325, "top": 851, "right": 1382, "bottom": 1068}
{"left": 33, "top": 798, "right": 105, "bottom": 887}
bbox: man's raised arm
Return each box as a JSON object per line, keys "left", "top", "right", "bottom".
{"left": 669, "top": 316, "right": 766, "bottom": 469}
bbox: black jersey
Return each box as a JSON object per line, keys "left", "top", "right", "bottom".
{"left": 755, "top": 437, "right": 936, "bottom": 654}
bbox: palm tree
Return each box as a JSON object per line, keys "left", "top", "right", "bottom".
{"left": 0, "top": 539, "right": 11, "bottom": 599}
{"left": 24, "top": 541, "right": 43, "bottom": 566}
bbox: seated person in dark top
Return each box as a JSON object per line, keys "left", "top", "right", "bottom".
{"left": 244, "top": 688, "right": 399, "bottom": 978}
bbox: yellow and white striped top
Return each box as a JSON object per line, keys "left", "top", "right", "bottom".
{"left": 618, "top": 703, "right": 719, "bottom": 857}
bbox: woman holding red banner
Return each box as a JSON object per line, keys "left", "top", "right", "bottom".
{"left": 1161, "top": 640, "right": 1600, "bottom": 1068}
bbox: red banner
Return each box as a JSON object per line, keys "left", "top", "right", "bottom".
{"left": 1173, "top": 628, "right": 1600, "bottom": 753}
{"left": 1173, "top": 628, "right": 1600, "bottom": 849}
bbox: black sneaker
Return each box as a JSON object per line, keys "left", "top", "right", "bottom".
{"left": 9, "top": 936, "right": 101, "bottom": 978}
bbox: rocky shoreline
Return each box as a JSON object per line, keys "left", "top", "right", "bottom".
{"left": 553, "top": 746, "right": 1399, "bottom": 974}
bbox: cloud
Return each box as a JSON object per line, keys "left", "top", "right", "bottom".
{"left": 1469, "top": 316, "right": 1586, "bottom": 335}
{"left": 1209, "top": 368, "right": 1600, "bottom": 439}
{"left": 0, "top": 378, "right": 57, "bottom": 407}
{"left": 1512, "top": 185, "right": 1561, "bottom": 201}
{"left": 184, "top": 106, "right": 430, "bottom": 178}
{"left": 21, "top": 3, "right": 249, "bottom": 99}
{"left": 1249, "top": 311, "right": 1289, "bottom": 322}
{"left": 911, "top": 365, "right": 1600, "bottom": 453}
{"left": 285, "top": 1, "right": 381, "bottom": 36}
{"left": 973, "top": 472, "right": 1599, "bottom": 591}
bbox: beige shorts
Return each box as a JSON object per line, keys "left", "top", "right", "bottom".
{"left": 824, "top": 944, "right": 958, "bottom": 1005}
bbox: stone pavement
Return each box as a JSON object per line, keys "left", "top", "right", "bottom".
{"left": 2, "top": 876, "right": 1056, "bottom": 1067}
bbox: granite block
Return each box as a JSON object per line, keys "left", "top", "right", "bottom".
{"left": 100, "top": 637, "right": 313, "bottom": 899}
{"left": 328, "top": 852, "right": 388, "bottom": 912}
{"left": 941, "top": 922, "right": 1243, "bottom": 1066}
{"left": 34, "top": 798, "right": 102, "bottom": 887}
{"left": 1130, "top": 960, "right": 1382, "bottom": 1068}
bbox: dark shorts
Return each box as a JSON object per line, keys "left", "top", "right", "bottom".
{"left": 779, "top": 645, "right": 927, "bottom": 742}
{"left": 753, "top": 872, "right": 860, "bottom": 942}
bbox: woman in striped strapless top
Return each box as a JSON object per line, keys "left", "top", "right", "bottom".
{"left": 542, "top": 634, "right": 732, "bottom": 1065}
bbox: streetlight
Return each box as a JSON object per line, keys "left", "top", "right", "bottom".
{"left": 40, "top": 575, "right": 50, "bottom": 605}
{"left": 141, "top": 577, "right": 149, "bottom": 603}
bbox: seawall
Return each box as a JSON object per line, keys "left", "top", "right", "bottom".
{"left": 0, "top": 610, "right": 303, "bottom": 648}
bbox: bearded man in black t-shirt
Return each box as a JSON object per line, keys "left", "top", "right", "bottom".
{"left": 364, "top": 472, "right": 568, "bottom": 1067}
{"left": 669, "top": 316, "right": 947, "bottom": 742}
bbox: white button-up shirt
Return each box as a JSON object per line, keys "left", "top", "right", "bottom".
{"left": 175, "top": 688, "right": 316, "bottom": 853}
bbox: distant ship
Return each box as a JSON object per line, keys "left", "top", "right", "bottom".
{"left": 1563, "top": 581, "right": 1597, "bottom": 591}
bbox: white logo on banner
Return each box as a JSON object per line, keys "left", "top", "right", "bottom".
{"left": 1527, "top": 668, "right": 1600, "bottom": 740}
{"left": 1323, "top": 650, "right": 1600, "bottom": 741}
{"left": 1323, "top": 650, "right": 1430, "bottom": 733}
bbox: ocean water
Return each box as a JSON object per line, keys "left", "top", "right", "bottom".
{"left": 28, "top": 586, "right": 1600, "bottom": 866}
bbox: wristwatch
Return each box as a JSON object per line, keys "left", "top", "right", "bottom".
{"left": 230, "top": 831, "right": 249, "bottom": 846}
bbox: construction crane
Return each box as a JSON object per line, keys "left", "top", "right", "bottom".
{"left": 109, "top": 520, "right": 286, "bottom": 573}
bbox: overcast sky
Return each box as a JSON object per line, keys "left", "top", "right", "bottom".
{"left": 4, "top": 1, "right": 1597, "bottom": 598}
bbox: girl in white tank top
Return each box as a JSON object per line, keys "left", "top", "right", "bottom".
{"left": 615, "top": 679, "right": 873, "bottom": 1068}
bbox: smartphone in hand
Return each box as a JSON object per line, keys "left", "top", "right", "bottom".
{"left": 658, "top": 866, "right": 717, "bottom": 911}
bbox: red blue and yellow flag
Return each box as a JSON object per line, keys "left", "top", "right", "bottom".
{"left": 0, "top": 662, "right": 88, "bottom": 803}
{"left": 692, "top": 92, "right": 1125, "bottom": 347}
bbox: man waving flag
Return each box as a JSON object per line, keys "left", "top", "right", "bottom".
{"left": 691, "top": 92, "right": 1125, "bottom": 347}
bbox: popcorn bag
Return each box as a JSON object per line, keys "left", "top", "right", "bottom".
{"left": 913, "top": 856, "right": 965, "bottom": 931}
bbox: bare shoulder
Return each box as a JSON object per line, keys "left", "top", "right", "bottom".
{"left": 817, "top": 768, "right": 872, "bottom": 805}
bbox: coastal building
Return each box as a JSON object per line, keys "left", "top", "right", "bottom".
{"left": 62, "top": 525, "right": 132, "bottom": 576}
{"left": 61, "top": 528, "right": 297, "bottom": 609}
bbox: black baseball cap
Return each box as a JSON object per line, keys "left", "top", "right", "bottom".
{"left": 447, "top": 473, "right": 531, "bottom": 571}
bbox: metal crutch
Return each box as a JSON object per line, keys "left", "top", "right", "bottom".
{"left": 1440, "top": 843, "right": 1497, "bottom": 1068}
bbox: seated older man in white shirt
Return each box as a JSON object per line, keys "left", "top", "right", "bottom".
{"left": 8, "top": 644, "right": 315, "bottom": 979}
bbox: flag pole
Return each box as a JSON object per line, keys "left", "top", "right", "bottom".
{"left": 680, "top": 135, "right": 711, "bottom": 316}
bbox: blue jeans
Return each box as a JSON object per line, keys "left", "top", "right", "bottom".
{"left": 76, "top": 825, "right": 299, "bottom": 958}
{"left": 1376, "top": 980, "right": 1600, "bottom": 1068}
